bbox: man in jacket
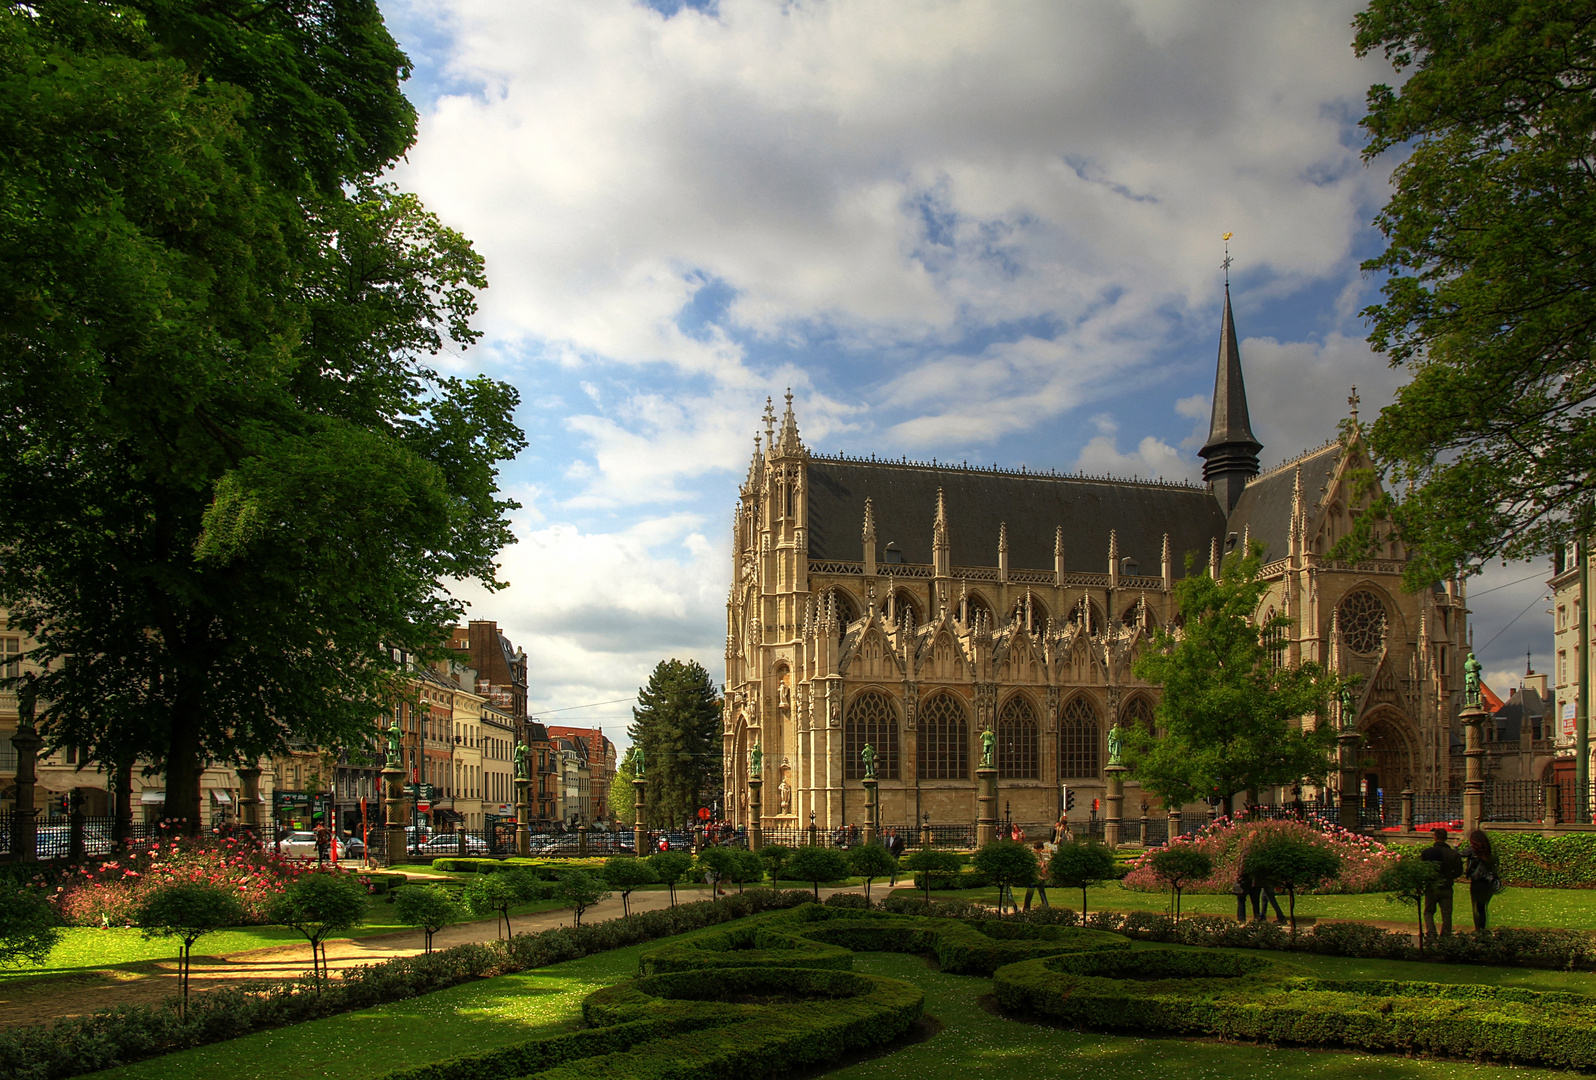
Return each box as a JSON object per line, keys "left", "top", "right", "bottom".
{"left": 1419, "top": 827, "right": 1465, "bottom": 937}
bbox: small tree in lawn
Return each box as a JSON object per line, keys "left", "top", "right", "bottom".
{"left": 729, "top": 848, "right": 764, "bottom": 893}
{"left": 848, "top": 843, "right": 897, "bottom": 902}
{"left": 904, "top": 848, "right": 963, "bottom": 904}
{"left": 556, "top": 870, "right": 610, "bottom": 926}
{"left": 787, "top": 845, "right": 850, "bottom": 900}
{"left": 1048, "top": 840, "right": 1116, "bottom": 919}
{"left": 393, "top": 884, "right": 459, "bottom": 954}
{"left": 648, "top": 851, "right": 693, "bottom": 907}
{"left": 269, "top": 872, "right": 368, "bottom": 985}
{"left": 758, "top": 843, "right": 791, "bottom": 884}
{"left": 464, "top": 868, "right": 543, "bottom": 939}
{"left": 1378, "top": 856, "right": 1443, "bottom": 951}
{"left": 0, "top": 886, "right": 60, "bottom": 968}
{"left": 696, "top": 846, "right": 737, "bottom": 896}
{"left": 1149, "top": 847, "right": 1213, "bottom": 923}
{"left": 1243, "top": 833, "right": 1341, "bottom": 938}
{"left": 602, "top": 857, "right": 658, "bottom": 916}
{"left": 972, "top": 840, "right": 1038, "bottom": 914}
{"left": 135, "top": 882, "right": 244, "bottom": 1016}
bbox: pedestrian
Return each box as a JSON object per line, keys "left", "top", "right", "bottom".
{"left": 886, "top": 828, "right": 904, "bottom": 884}
{"left": 1024, "top": 841, "right": 1051, "bottom": 912}
{"left": 1465, "top": 829, "right": 1501, "bottom": 930}
{"left": 1418, "top": 826, "right": 1464, "bottom": 938}
{"left": 1258, "top": 879, "right": 1286, "bottom": 922}
{"left": 1233, "top": 867, "right": 1260, "bottom": 922}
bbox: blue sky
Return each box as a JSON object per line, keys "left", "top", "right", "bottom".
{"left": 378, "top": 0, "right": 1554, "bottom": 735}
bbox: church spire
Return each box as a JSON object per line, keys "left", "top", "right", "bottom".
{"left": 776, "top": 388, "right": 803, "bottom": 455}
{"left": 1199, "top": 282, "right": 1263, "bottom": 513}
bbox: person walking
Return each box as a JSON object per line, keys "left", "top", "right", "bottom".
{"left": 1465, "top": 829, "right": 1501, "bottom": 930}
{"left": 1419, "top": 827, "right": 1465, "bottom": 938}
{"left": 885, "top": 828, "right": 905, "bottom": 885}
{"left": 1233, "top": 867, "right": 1260, "bottom": 922}
{"left": 1024, "top": 841, "right": 1051, "bottom": 912}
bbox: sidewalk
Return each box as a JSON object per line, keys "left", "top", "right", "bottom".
{"left": 0, "top": 882, "right": 859, "bottom": 1030}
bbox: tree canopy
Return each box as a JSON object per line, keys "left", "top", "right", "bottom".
{"left": 1349, "top": 0, "right": 1596, "bottom": 579}
{"left": 0, "top": 0, "right": 523, "bottom": 828}
{"left": 1127, "top": 548, "right": 1341, "bottom": 815}
{"left": 628, "top": 659, "right": 721, "bottom": 828}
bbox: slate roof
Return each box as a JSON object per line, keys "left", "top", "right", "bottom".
{"left": 805, "top": 459, "right": 1228, "bottom": 573}
{"left": 1224, "top": 443, "right": 1342, "bottom": 563}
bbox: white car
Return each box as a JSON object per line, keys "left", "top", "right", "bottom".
{"left": 419, "top": 832, "right": 489, "bottom": 855}
{"left": 276, "top": 831, "right": 322, "bottom": 858}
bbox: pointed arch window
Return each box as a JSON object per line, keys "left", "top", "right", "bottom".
{"left": 844, "top": 692, "right": 900, "bottom": 780}
{"left": 1337, "top": 590, "right": 1387, "bottom": 655}
{"left": 1263, "top": 607, "right": 1287, "bottom": 668}
{"left": 1059, "top": 696, "right": 1101, "bottom": 779}
{"left": 997, "top": 696, "right": 1039, "bottom": 779}
{"left": 1120, "top": 696, "right": 1155, "bottom": 735}
{"left": 917, "top": 692, "right": 969, "bottom": 780}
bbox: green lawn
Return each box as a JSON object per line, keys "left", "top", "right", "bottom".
{"left": 935, "top": 881, "right": 1596, "bottom": 929}
{"left": 81, "top": 914, "right": 1596, "bottom": 1080}
{"left": 0, "top": 895, "right": 567, "bottom": 981}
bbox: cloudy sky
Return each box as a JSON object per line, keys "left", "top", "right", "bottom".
{"left": 378, "top": 0, "right": 1554, "bottom": 735}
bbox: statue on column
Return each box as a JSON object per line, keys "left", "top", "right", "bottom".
{"left": 980, "top": 726, "right": 996, "bottom": 769}
{"left": 1463, "top": 652, "right": 1483, "bottom": 708}
{"left": 750, "top": 741, "right": 763, "bottom": 778}
{"left": 514, "top": 739, "right": 530, "bottom": 781}
{"left": 861, "top": 742, "right": 877, "bottom": 779}
{"left": 633, "top": 747, "right": 646, "bottom": 779}
{"left": 1339, "top": 683, "right": 1356, "bottom": 724}
{"left": 1106, "top": 723, "right": 1125, "bottom": 766}
{"left": 385, "top": 718, "right": 401, "bottom": 767}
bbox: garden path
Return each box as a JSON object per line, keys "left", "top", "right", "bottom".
{"left": 0, "top": 881, "right": 872, "bottom": 1029}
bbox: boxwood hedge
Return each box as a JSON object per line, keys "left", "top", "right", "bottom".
{"left": 994, "top": 947, "right": 1596, "bottom": 1068}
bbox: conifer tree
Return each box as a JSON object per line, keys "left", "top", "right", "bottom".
{"left": 627, "top": 659, "right": 721, "bottom": 828}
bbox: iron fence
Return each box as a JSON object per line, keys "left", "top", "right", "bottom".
{"left": 1483, "top": 780, "right": 1545, "bottom": 823}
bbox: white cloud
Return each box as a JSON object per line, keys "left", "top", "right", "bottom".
{"left": 1239, "top": 332, "right": 1407, "bottom": 467}
{"left": 1073, "top": 434, "right": 1193, "bottom": 481}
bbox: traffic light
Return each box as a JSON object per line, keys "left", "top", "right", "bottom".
{"left": 1063, "top": 786, "right": 1076, "bottom": 812}
{"left": 1092, "top": 797, "right": 1100, "bottom": 814}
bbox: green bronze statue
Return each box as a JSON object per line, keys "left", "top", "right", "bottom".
{"left": 750, "top": 741, "right": 763, "bottom": 778}
{"left": 633, "top": 746, "right": 645, "bottom": 779}
{"left": 1106, "top": 723, "right": 1125, "bottom": 766}
{"left": 861, "top": 742, "right": 877, "bottom": 779}
{"left": 1464, "top": 651, "right": 1483, "bottom": 708}
{"left": 514, "top": 739, "right": 530, "bottom": 781}
{"left": 385, "top": 717, "right": 401, "bottom": 767}
{"left": 980, "top": 726, "right": 996, "bottom": 769}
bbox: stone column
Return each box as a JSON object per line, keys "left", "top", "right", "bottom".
{"left": 807, "top": 810, "right": 818, "bottom": 847}
{"left": 577, "top": 823, "right": 588, "bottom": 858}
{"left": 633, "top": 775, "right": 647, "bottom": 849}
{"left": 862, "top": 776, "right": 878, "bottom": 845}
{"left": 1167, "top": 808, "right": 1181, "bottom": 843}
{"left": 1400, "top": 788, "right": 1415, "bottom": 834}
{"left": 1461, "top": 701, "right": 1489, "bottom": 836}
{"left": 382, "top": 759, "right": 406, "bottom": 868}
{"left": 1543, "top": 781, "right": 1562, "bottom": 827}
{"left": 975, "top": 765, "right": 997, "bottom": 847}
{"left": 1337, "top": 727, "right": 1363, "bottom": 832}
{"left": 748, "top": 778, "right": 763, "bottom": 851}
{"left": 515, "top": 778, "right": 531, "bottom": 857}
{"left": 919, "top": 813, "right": 932, "bottom": 850}
{"left": 238, "top": 767, "right": 262, "bottom": 838}
{"left": 1103, "top": 764, "right": 1126, "bottom": 848}
{"left": 10, "top": 688, "right": 41, "bottom": 863}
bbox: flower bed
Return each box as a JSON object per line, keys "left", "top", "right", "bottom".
{"left": 1120, "top": 818, "right": 1397, "bottom": 894}
{"left": 43, "top": 833, "right": 346, "bottom": 927}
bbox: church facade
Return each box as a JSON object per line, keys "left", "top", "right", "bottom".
{"left": 722, "top": 292, "right": 1472, "bottom": 832}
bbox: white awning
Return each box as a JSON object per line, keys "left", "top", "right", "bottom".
{"left": 139, "top": 790, "right": 165, "bottom": 804}
{"left": 210, "top": 790, "right": 233, "bottom": 805}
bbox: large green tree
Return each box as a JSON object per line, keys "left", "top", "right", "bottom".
{"left": 608, "top": 746, "right": 637, "bottom": 823}
{"left": 1127, "top": 548, "right": 1341, "bottom": 816}
{"left": 1349, "top": 0, "right": 1596, "bottom": 580}
{"left": 0, "top": 1, "right": 523, "bottom": 829}
{"left": 627, "top": 659, "right": 720, "bottom": 828}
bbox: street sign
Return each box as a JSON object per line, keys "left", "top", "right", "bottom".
{"left": 696, "top": 806, "right": 711, "bottom": 821}
{"left": 419, "top": 802, "right": 431, "bottom": 813}
{"left": 405, "top": 782, "right": 437, "bottom": 801}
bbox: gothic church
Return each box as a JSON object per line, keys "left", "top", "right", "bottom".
{"left": 723, "top": 290, "right": 1471, "bottom": 832}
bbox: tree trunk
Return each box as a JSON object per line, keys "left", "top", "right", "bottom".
{"left": 114, "top": 758, "right": 134, "bottom": 848}
{"left": 164, "top": 709, "right": 204, "bottom": 836}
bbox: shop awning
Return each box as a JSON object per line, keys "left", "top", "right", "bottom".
{"left": 433, "top": 808, "right": 463, "bottom": 823}
{"left": 139, "top": 790, "right": 165, "bottom": 804}
{"left": 209, "top": 790, "right": 233, "bottom": 805}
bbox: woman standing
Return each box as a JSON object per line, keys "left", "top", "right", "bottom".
{"left": 1465, "top": 829, "right": 1500, "bottom": 930}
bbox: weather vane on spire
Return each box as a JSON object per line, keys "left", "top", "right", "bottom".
{"left": 1221, "top": 231, "right": 1233, "bottom": 286}
{"left": 1348, "top": 385, "right": 1360, "bottom": 424}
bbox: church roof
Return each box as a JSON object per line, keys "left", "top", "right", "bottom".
{"left": 1200, "top": 287, "right": 1262, "bottom": 459}
{"left": 805, "top": 458, "right": 1227, "bottom": 572}
{"left": 1225, "top": 442, "right": 1342, "bottom": 563}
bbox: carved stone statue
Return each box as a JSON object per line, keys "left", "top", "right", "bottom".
{"left": 778, "top": 779, "right": 792, "bottom": 814}
{"left": 514, "top": 739, "right": 530, "bottom": 781}
{"left": 633, "top": 747, "right": 646, "bottom": 779}
{"left": 1464, "top": 651, "right": 1483, "bottom": 708}
{"left": 1106, "top": 723, "right": 1125, "bottom": 766}
{"left": 750, "top": 741, "right": 763, "bottom": 778}
{"left": 777, "top": 680, "right": 790, "bottom": 708}
{"left": 980, "top": 726, "right": 996, "bottom": 769}
{"left": 861, "top": 742, "right": 877, "bottom": 779}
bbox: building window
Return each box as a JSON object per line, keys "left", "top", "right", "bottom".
{"left": 1559, "top": 605, "right": 1568, "bottom": 631}
{"left": 844, "top": 691, "right": 899, "bottom": 779}
{"left": 1059, "top": 696, "right": 1100, "bottom": 779}
{"left": 917, "top": 692, "right": 969, "bottom": 781}
{"left": 1337, "top": 590, "right": 1388, "bottom": 655}
{"left": 1120, "top": 696, "right": 1155, "bottom": 734}
{"left": 1263, "top": 608, "right": 1286, "bottom": 668}
{"left": 1559, "top": 650, "right": 1568, "bottom": 685}
{"left": 0, "top": 636, "right": 19, "bottom": 680}
{"left": 996, "top": 696, "right": 1038, "bottom": 779}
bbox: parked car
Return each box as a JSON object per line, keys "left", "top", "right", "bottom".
{"left": 418, "top": 832, "right": 489, "bottom": 855}
{"left": 334, "top": 834, "right": 365, "bottom": 859}
{"left": 276, "top": 830, "right": 322, "bottom": 858}
{"left": 31, "top": 824, "right": 114, "bottom": 857}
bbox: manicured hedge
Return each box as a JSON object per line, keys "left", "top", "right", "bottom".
{"left": 0, "top": 890, "right": 817, "bottom": 1080}
{"left": 639, "top": 924, "right": 853, "bottom": 975}
{"left": 994, "top": 947, "right": 1596, "bottom": 1068}
{"left": 1493, "top": 832, "right": 1596, "bottom": 889}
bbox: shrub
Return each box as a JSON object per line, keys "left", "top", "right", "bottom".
{"left": 1148, "top": 847, "right": 1212, "bottom": 921}
{"left": 0, "top": 884, "right": 60, "bottom": 967}
{"left": 902, "top": 848, "right": 963, "bottom": 903}
{"left": 757, "top": 843, "right": 791, "bottom": 883}
{"left": 556, "top": 871, "right": 610, "bottom": 926}
{"left": 695, "top": 848, "right": 738, "bottom": 895}
{"left": 786, "top": 847, "right": 850, "bottom": 900}
{"left": 847, "top": 844, "right": 897, "bottom": 901}
{"left": 648, "top": 852, "right": 693, "bottom": 906}
{"left": 1493, "top": 832, "right": 1596, "bottom": 888}
{"left": 463, "top": 869, "right": 548, "bottom": 938}
{"left": 268, "top": 872, "right": 370, "bottom": 981}
{"left": 1121, "top": 817, "right": 1394, "bottom": 895}
{"left": 972, "top": 841, "right": 1036, "bottom": 913}
{"left": 133, "top": 883, "right": 244, "bottom": 1015}
{"left": 1377, "top": 856, "right": 1442, "bottom": 950}
{"left": 1047, "top": 841, "right": 1116, "bottom": 918}
{"left": 602, "top": 857, "right": 658, "bottom": 916}
{"left": 727, "top": 849, "right": 764, "bottom": 893}
{"left": 1242, "top": 834, "right": 1341, "bottom": 936}
{"left": 393, "top": 884, "right": 461, "bottom": 954}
